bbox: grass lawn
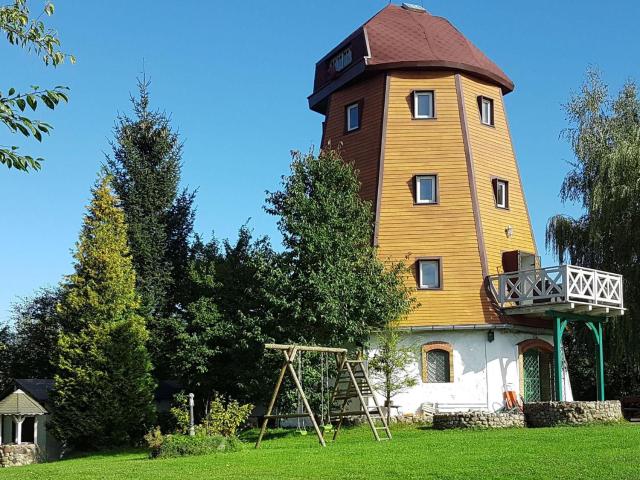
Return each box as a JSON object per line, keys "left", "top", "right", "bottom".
{"left": 6, "top": 423, "right": 640, "bottom": 479}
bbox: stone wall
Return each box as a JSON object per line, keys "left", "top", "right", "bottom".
{"left": 0, "top": 444, "right": 39, "bottom": 468}
{"left": 433, "top": 411, "right": 526, "bottom": 429}
{"left": 524, "top": 401, "right": 623, "bottom": 427}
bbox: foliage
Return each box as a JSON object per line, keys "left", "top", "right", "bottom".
{"left": 146, "top": 432, "right": 242, "bottom": 459}
{"left": 0, "top": 326, "right": 13, "bottom": 391}
{"left": 143, "top": 427, "right": 164, "bottom": 457}
{"left": 7, "top": 287, "right": 62, "bottom": 379}
{"left": 199, "top": 396, "right": 253, "bottom": 438}
{"left": 173, "top": 226, "right": 281, "bottom": 405}
{"left": 106, "top": 79, "right": 195, "bottom": 378}
{"left": 369, "top": 320, "right": 418, "bottom": 422}
{"left": 169, "top": 392, "right": 191, "bottom": 435}
{"left": 546, "top": 69, "right": 640, "bottom": 398}
{"left": 1, "top": 0, "right": 74, "bottom": 171}
{"left": 265, "top": 149, "right": 415, "bottom": 348}
{"left": 50, "top": 173, "right": 156, "bottom": 450}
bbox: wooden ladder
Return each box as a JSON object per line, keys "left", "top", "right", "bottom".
{"left": 330, "top": 355, "right": 392, "bottom": 442}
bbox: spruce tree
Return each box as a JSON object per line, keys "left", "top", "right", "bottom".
{"left": 106, "top": 79, "right": 195, "bottom": 376}
{"left": 50, "top": 174, "right": 155, "bottom": 450}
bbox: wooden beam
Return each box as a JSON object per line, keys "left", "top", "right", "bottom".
{"left": 265, "top": 344, "right": 348, "bottom": 354}
{"left": 286, "top": 355, "right": 326, "bottom": 447}
{"left": 255, "top": 351, "right": 290, "bottom": 449}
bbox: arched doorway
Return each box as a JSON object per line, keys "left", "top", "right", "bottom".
{"left": 519, "top": 340, "right": 554, "bottom": 402}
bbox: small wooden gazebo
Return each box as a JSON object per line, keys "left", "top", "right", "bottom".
{"left": 0, "top": 389, "right": 47, "bottom": 445}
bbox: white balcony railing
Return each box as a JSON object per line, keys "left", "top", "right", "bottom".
{"left": 488, "top": 265, "right": 624, "bottom": 312}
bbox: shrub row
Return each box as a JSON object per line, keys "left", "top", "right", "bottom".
{"left": 149, "top": 432, "right": 242, "bottom": 459}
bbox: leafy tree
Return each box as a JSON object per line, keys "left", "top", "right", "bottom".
{"left": 106, "top": 79, "right": 195, "bottom": 377}
{"left": 50, "top": 174, "right": 155, "bottom": 449}
{"left": 174, "top": 227, "right": 280, "bottom": 406}
{"left": 369, "top": 320, "right": 417, "bottom": 423}
{"left": 546, "top": 69, "right": 640, "bottom": 398}
{"left": 0, "top": 325, "right": 13, "bottom": 391}
{"left": 265, "top": 149, "right": 415, "bottom": 348}
{"left": 1, "top": 0, "right": 73, "bottom": 171}
{"left": 8, "top": 287, "right": 61, "bottom": 379}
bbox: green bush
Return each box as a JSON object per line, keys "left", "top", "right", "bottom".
{"left": 199, "top": 396, "right": 253, "bottom": 437}
{"left": 146, "top": 431, "right": 242, "bottom": 459}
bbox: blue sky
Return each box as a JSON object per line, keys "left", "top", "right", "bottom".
{"left": 1, "top": 0, "right": 639, "bottom": 322}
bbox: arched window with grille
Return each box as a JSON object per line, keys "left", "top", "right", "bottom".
{"left": 421, "top": 342, "right": 454, "bottom": 383}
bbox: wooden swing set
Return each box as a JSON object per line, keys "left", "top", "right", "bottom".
{"left": 255, "top": 344, "right": 391, "bottom": 448}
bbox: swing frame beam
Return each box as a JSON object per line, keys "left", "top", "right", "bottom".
{"left": 256, "top": 344, "right": 347, "bottom": 448}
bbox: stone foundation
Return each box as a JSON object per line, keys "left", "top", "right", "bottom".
{"left": 433, "top": 411, "right": 526, "bottom": 430}
{"left": 0, "top": 444, "right": 39, "bottom": 468}
{"left": 524, "top": 401, "right": 623, "bottom": 427}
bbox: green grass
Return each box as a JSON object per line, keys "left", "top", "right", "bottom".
{"left": 6, "top": 423, "right": 640, "bottom": 479}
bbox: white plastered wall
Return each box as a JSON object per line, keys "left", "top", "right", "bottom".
{"left": 367, "top": 328, "right": 573, "bottom": 414}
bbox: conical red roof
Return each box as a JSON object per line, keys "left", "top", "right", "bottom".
{"left": 310, "top": 4, "right": 514, "bottom": 113}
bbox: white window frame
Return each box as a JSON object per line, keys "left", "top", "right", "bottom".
{"left": 418, "top": 259, "right": 441, "bottom": 290}
{"left": 495, "top": 179, "right": 508, "bottom": 209}
{"left": 346, "top": 103, "right": 360, "bottom": 132}
{"left": 413, "top": 90, "right": 435, "bottom": 119}
{"left": 415, "top": 175, "right": 437, "bottom": 204}
{"left": 480, "top": 97, "right": 494, "bottom": 126}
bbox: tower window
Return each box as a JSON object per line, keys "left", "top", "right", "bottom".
{"left": 346, "top": 102, "right": 361, "bottom": 132}
{"left": 478, "top": 96, "right": 494, "bottom": 126}
{"left": 417, "top": 259, "right": 441, "bottom": 289}
{"left": 413, "top": 90, "right": 435, "bottom": 119}
{"left": 492, "top": 178, "right": 509, "bottom": 209}
{"left": 415, "top": 175, "right": 438, "bottom": 204}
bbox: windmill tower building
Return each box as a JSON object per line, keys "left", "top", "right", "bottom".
{"left": 309, "top": 4, "right": 624, "bottom": 412}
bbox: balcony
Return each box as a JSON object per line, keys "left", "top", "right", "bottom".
{"left": 488, "top": 265, "right": 625, "bottom": 317}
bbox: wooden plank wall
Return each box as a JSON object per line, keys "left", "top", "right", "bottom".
{"left": 320, "top": 70, "right": 537, "bottom": 328}
{"left": 321, "top": 73, "right": 386, "bottom": 205}
{"left": 377, "top": 71, "right": 491, "bottom": 326}
{"left": 460, "top": 75, "right": 537, "bottom": 276}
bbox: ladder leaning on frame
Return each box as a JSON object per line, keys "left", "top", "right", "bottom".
{"left": 255, "top": 344, "right": 391, "bottom": 448}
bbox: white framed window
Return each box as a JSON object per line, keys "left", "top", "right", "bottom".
{"left": 413, "top": 90, "right": 435, "bottom": 119}
{"left": 346, "top": 103, "right": 360, "bottom": 132}
{"left": 330, "top": 48, "right": 352, "bottom": 73}
{"left": 479, "top": 96, "right": 494, "bottom": 126}
{"left": 418, "top": 259, "right": 441, "bottom": 289}
{"left": 493, "top": 178, "right": 508, "bottom": 209}
{"left": 415, "top": 175, "right": 437, "bottom": 204}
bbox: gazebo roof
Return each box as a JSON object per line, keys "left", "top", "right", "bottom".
{"left": 0, "top": 389, "right": 47, "bottom": 415}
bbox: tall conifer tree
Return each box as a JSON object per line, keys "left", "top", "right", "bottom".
{"left": 50, "top": 174, "right": 155, "bottom": 449}
{"left": 106, "top": 79, "right": 195, "bottom": 376}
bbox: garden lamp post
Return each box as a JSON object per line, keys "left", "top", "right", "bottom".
{"left": 188, "top": 393, "right": 195, "bottom": 436}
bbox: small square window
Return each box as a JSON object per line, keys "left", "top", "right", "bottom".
{"left": 415, "top": 175, "right": 437, "bottom": 204}
{"left": 346, "top": 103, "right": 360, "bottom": 132}
{"left": 413, "top": 91, "right": 435, "bottom": 119}
{"left": 418, "top": 259, "right": 441, "bottom": 289}
{"left": 492, "top": 178, "right": 508, "bottom": 209}
{"left": 479, "top": 96, "right": 494, "bottom": 126}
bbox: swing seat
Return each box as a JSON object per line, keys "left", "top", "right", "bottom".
{"left": 297, "top": 429, "right": 308, "bottom": 436}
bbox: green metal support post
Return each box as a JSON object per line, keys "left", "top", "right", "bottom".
{"left": 586, "top": 321, "right": 606, "bottom": 401}
{"left": 553, "top": 317, "right": 566, "bottom": 401}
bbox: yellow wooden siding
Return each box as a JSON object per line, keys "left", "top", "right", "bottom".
{"left": 460, "top": 75, "right": 536, "bottom": 276}
{"left": 377, "top": 71, "right": 492, "bottom": 327}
